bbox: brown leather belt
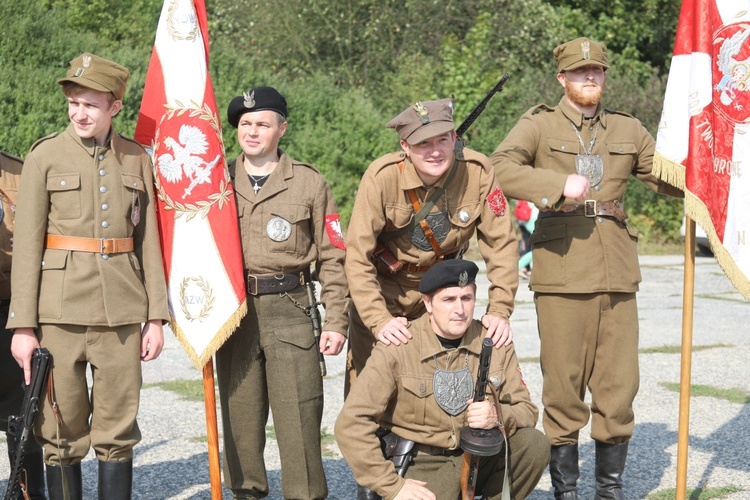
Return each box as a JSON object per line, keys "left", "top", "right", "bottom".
{"left": 246, "top": 268, "right": 311, "bottom": 296}
{"left": 415, "top": 443, "right": 463, "bottom": 457}
{"left": 538, "top": 200, "right": 628, "bottom": 223}
{"left": 45, "top": 234, "right": 134, "bottom": 254}
{"left": 402, "top": 258, "right": 443, "bottom": 274}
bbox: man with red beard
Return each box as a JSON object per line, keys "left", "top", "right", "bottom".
{"left": 491, "top": 38, "right": 682, "bottom": 499}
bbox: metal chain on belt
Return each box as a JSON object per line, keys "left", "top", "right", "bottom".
{"left": 281, "top": 291, "right": 310, "bottom": 316}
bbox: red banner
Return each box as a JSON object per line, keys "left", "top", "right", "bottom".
{"left": 135, "top": 0, "right": 246, "bottom": 367}
{"left": 655, "top": 0, "right": 750, "bottom": 300}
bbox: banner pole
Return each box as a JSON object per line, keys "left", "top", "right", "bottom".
{"left": 203, "top": 359, "right": 222, "bottom": 499}
{"left": 676, "top": 216, "right": 696, "bottom": 499}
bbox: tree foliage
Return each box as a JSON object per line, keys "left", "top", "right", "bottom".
{"left": 0, "top": 0, "right": 682, "bottom": 239}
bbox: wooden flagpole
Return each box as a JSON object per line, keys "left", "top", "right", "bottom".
{"left": 675, "top": 216, "right": 696, "bottom": 499}
{"left": 203, "top": 360, "right": 222, "bottom": 499}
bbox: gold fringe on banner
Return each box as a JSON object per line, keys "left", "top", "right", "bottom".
{"left": 653, "top": 151, "right": 686, "bottom": 191}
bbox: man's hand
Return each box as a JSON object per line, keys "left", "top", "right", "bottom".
{"left": 319, "top": 331, "right": 346, "bottom": 356}
{"left": 376, "top": 317, "right": 412, "bottom": 346}
{"left": 394, "top": 479, "right": 436, "bottom": 500}
{"left": 563, "top": 174, "right": 590, "bottom": 201}
{"left": 141, "top": 320, "right": 164, "bottom": 361}
{"left": 11, "top": 328, "right": 40, "bottom": 385}
{"left": 466, "top": 400, "right": 498, "bottom": 430}
{"left": 482, "top": 314, "right": 513, "bottom": 347}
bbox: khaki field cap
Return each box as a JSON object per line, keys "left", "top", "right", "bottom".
{"left": 386, "top": 98, "right": 455, "bottom": 145}
{"left": 554, "top": 37, "right": 609, "bottom": 72}
{"left": 57, "top": 53, "right": 130, "bottom": 101}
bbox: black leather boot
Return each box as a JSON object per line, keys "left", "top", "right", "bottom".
{"left": 357, "top": 483, "right": 382, "bottom": 500}
{"left": 98, "top": 459, "right": 133, "bottom": 500}
{"left": 45, "top": 463, "right": 82, "bottom": 500}
{"left": 5, "top": 433, "right": 47, "bottom": 499}
{"left": 594, "top": 441, "right": 628, "bottom": 499}
{"left": 549, "top": 443, "right": 579, "bottom": 500}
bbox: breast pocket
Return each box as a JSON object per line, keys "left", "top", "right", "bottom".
{"left": 121, "top": 173, "right": 145, "bottom": 224}
{"left": 384, "top": 204, "right": 415, "bottom": 232}
{"left": 547, "top": 138, "right": 580, "bottom": 160}
{"left": 606, "top": 142, "right": 637, "bottom": 180}
{"left": 47, "top": 174, "right": 81, "bottom": 220}
{"left": 266, "top": 204, "right": 311, "bottom": 254}
{"left": 401, "top": 376, "right": 433, "bottom": 426}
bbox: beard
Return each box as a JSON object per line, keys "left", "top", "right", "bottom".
{"left": 565, "top": 79, "right": 604, "bottom": 108}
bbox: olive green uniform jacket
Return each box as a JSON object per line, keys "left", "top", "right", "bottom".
{"left": 490, "top": 98, "right": 682, "bottom": 293}
{"left": 335, "top": 314, "right": 538, "bottom": 499}
{"left": 345, "top": 148, "right": 517, "bottom": 339}
{"left": 6, "top": 124, "right": 169, "bottom": 329}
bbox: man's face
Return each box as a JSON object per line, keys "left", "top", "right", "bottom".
{"left": 557, "top": 64, "right": 606, "bottom": 109}
{"left": 401, "top": 131, "right": 456, "bottom": 185}
{"left": 237, "top": 110, "right": 287, "bottom": 159}
{"left": 67, "top": 89, "right": 121, "bottom": 145}
{"left": 423, "top": 284, "right": 476, "bottom": 340}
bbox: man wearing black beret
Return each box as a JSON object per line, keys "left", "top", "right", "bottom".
{"left": 336, "top": 260, "right": 549, "bottom": 499}
{"left": 216, "top": 86, "right": 350, "bottom": 499}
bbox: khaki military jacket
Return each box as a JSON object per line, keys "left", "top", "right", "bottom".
{"left": 7, "top": 124, "right": 168, "bottom": 329}
{"left": 345, "top": 148, "right": 517, "bottom": 337}
{"left": 491, "top": 98, "right": 683, "bottom": 294}
{"left": 335, "top": 313, "right": 538, "bottom": 498}
{"left": 0, "top": 152, "right": 22, "bottom": 301}
{"left": 228, "top": 151, "right": 349, "bottom": 335}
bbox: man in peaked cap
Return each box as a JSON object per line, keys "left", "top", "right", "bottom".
{"left": 490, "top": 37, "right": 683, "bottom": 498}
{"left": 217, "top": 85, "right": 350, "bottom": 498}
{"left": 336, "top": 259, "right": 549, "bottom": 499}
{"left": 8, "top": 52, "right": 168, "bottom": 499}
{"left": 344, "top": 97, "right": 519, "bottom": 496}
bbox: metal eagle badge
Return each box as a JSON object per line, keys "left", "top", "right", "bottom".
{"left": 409, "top": 211, "right": 449, "bottom": 251}
{"left": 575, "top": 154, "right": 604, "bottom": 187}
{"left": 433, "top": 366, "right": 473, "bottom": 416}
{"left": 413, "top": 102, "right": 430, "bottom": 124}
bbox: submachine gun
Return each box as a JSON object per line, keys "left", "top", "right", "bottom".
{"left": 4, "top": 348, "right": 52, "bottom": 500}
{"left": 459, "top": 338, "right": 505, "bottom": 500}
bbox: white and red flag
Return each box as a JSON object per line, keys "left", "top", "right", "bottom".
{"left": 135, "top": 0, "right": 246, "bottom": 368}
{"left": 655, "top": 0, "right": 750, "bottom": 300}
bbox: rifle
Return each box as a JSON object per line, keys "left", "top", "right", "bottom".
{"left": 459, "top": 338, "right": 504, "bottom": 500}
{"left": 4, "top": 348, "right": 51, "bottom": 500}
{"left": 304, "top": 279, "right": 327, "bottom": 377}
{"left": 455, "top": 73, "right": 511, "bottom": 140}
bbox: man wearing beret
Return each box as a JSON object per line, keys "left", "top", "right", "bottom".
{"left": 336, "top": 259, "right": 549, "bottom": 499}
{"left": 8, "top": 53, "right": 169, "bottom": 499}
{"left": 0, "top": 149, "right": 46, "bottom": 499}
{"left": 344, "top": 99, "right": 519, "bottom": 400}
{"left": 217, "top": 86, "right": 349, "bottom": 499}
{"left": 490, "top": 37, "right": 683, "bottom": 498}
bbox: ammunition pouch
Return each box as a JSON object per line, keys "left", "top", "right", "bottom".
{"left": 371, "top": 242, "right": 403, "bottom": 275}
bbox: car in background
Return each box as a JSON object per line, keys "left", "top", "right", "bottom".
{"left": 680, "top": 215, "right": 713, "bottom": 257}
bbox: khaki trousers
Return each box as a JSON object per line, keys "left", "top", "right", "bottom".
{"left": 216, "top": 287, "right": 326, "bottom": 499}
{"left": 35, "top": 323, "right": 142, "bottom": 465}
{"left": 402, "top": 428, "right": 549, "bottom": 499}
{"left": 535, "top": 292, "right": 639, "bottom": 445}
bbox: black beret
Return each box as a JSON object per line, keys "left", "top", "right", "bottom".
{"left": 227, "top": 86, "right": 288, "bottom": 128}
{"left": 418, "top": 260, "right": 479, "bottom": 294}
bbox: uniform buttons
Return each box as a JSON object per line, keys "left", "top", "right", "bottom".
{"left": 597, "top": 217, "right": 603, "bottom": 223}
{"left": 541, "top": 197, "right": 548, "bottom": 205}
{"left": 619, "top": 147, "right": 624, "bottom": 152}
{"left": 98, "top": 154, "right": 105, "bottom": 161}
{"left": 102, "top": 221, "right": 109, "bottom": 228}
{"left": 100, "top": 186, "right": 107, "bottom": 193}
{"left": 102, "top": 254, "right": 109, "bottom": 260}
{"left": 541, "top": 234, "right": 547, "bottom": 240}
{"left": 99, "top": 169, "right": 106, "bottom": 176}
{"left": 102, "top": 203, "right": 109, "bottom": 211}
{"left": 133, "top": 182, "right": 138, "bottom": 187}
{"left": 561, "top": 145, "right": 566, "bottom": 150}
{"left": 595, "top": 185, "right": 601, "bottom": 191}
{"left": 60, "top": 180, "right": 66, "bottom": 187}
{"left": 9, "top": 312, "right": 13, "bottom": 318}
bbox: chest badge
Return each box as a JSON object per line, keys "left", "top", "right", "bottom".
{"left": 458, "top": 209, "right": 470, "bottom": 223}
{"left": 267, "top": 216, "right": 292, "bottom": 242}
{"left": 433, "top": 366, "right": 474, "bottom": 416}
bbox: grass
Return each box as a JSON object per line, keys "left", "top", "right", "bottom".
{"left": 648, "top": 484, "right": 745, "bottom": 499}
{"left": 639, "top": 343, "right": 734, "bottom": 355}
{"left": 143, "top": 379, "right": 206, "bottom": 402}
{"left": 659, "top": 382, "right": 750, "bottom": 405}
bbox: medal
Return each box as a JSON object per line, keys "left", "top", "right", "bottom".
{"left": 458, "top": 209, "right": 470, "bottom": 223}
{"left": 569, "top": 119, "right": 603, "bottom": 187}
{"left": 267, "top": 216, "right": 292, "bottom": 242}
{"left": 409, "top": 211, "right": 450, "bottom": 251}
{"left": 432, "top": 353, "right": 473, "bottom": 416}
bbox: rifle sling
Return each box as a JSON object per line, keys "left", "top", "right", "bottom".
{"left": 379, "top": 158, "right": 459, "bottom": 245}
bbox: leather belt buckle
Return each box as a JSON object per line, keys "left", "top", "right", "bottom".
{"left": 584, "top": 200, "right": 597, "bottom": 218}
{"left": 100, "top": 238, "right": 110, "bottom": 255}
{"left": 247, "top": 275, "right": 259, "bottom": 296}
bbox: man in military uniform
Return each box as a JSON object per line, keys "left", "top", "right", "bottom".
{"left": 217, "top": 86, "right": 349, "bottom": 499}
{"left": 8, "top": 53, "right": 169, "bottom": 500}
{"left": 490, "top": 37, "right": 683, "bottom": 499}
{"left": 345, "top": 98, "right": 519, "bottom": 397}
{"left": 0, "top": 150, "right": 46, "bottom": 498}
{"left": 336, "top": 259, "right": 549, "bottom": 499}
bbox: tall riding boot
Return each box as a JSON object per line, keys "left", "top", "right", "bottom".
{"left": 98, "top": 459, "right": 133, "bottom": 500}
{"left": 594, "top": 441, "right": 628, "bottom": 500}
{"left": 6, "top": 433, "right": 47, "bottom": 499}
{"left": 357, "top": 483, "right": 382, "bottom": 500}
{"left": 549, "top": 443, "right": 579, "bottom": 500}
{"left": 45, "top": 463, "right": 83, "bottom": 500}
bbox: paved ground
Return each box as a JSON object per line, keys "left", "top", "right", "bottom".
{"left": 2, "top": 255, "right": 749, "bottom": 499}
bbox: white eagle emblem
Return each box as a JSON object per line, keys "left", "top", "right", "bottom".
{"left": 157, "top": 124, "right": 221, "bottom": 199}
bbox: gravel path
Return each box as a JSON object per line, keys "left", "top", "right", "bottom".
{"left": 2, "top": 255, "right": 749, "bottom": 499}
